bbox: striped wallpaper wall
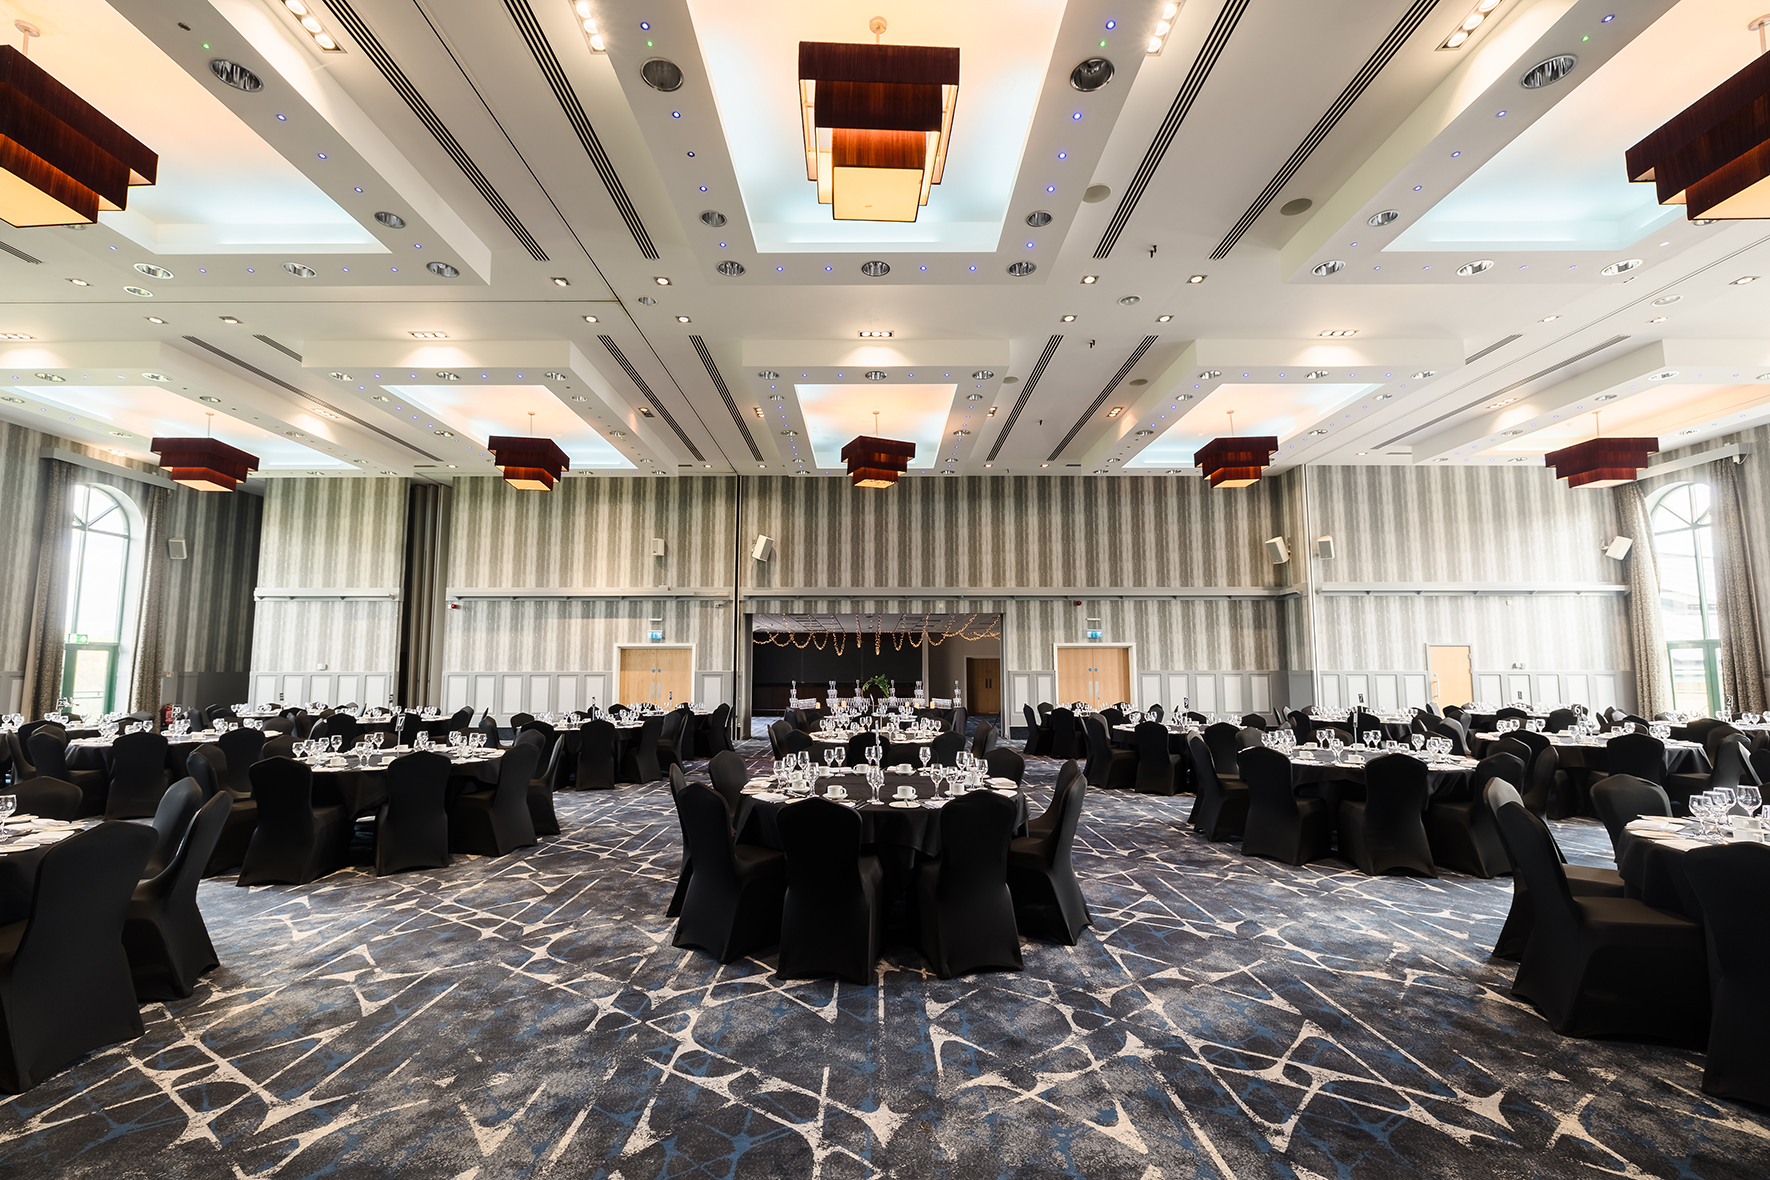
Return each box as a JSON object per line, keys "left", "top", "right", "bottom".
{"left": 0, "top": 422, "right": 49, "bottom": 672}
{"left": 1313, "top": 593, "right": 1630, "bottom": 671}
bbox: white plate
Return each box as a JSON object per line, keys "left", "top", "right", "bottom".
{"left": 888, "top": 800, "right": 921, "bottom": 809}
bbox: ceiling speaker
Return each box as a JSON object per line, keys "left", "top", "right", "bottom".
{"left": 752, "top": 534, "right": 775, "bottom": 562}
{"left": 1265, "top": 536, "right": 1290, "bottom": 565}
{"left": 1604, "top": 536, "right": 1634, "bottom": 560}
{"left": 167, "top": 537, "right": 187, "bottom": 561}
{"left": 1315, "top": 535, "right": 1335, "bottom": 560}
{"left": 651, "top": 538, "right": 666, "bottom": 558}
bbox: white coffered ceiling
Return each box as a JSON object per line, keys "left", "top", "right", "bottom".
{"left": 1, "top": 0, "right": 1768, "bottom": 486}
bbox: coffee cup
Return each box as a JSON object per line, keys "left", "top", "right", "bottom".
{"left": 896, "top": 784, "right": 917, "bottom": 800}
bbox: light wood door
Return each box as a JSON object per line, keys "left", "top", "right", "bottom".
{"left": 1055, "top": 646, "right": 1130, "bottom": 709}
{"left": 1428, "top": 645, "right": 1473, "bottom": 708}
{"left": 967, "top": 658, "right": 1001, "bottom": 714}
{"left": 620, "top": 646, "right": 694, "bottom": 706}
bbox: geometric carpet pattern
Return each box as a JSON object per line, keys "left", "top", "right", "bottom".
{"left": 2, "top": 743, "right": 1768, "bottom": 1179}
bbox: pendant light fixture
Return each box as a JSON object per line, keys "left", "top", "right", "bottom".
{"left": 1194, "top": 410, "right": 1278, "bottom": 488}
{"left": 0, "top": 35, "right": 159, "bottom": 227}
{"left": 489, "top": 412, "right": 569, "bottom": 490}
{"left": 799, "top": 20, "right": 960, "bottom": 223}
{"left": 1625, "top": 19, "right": 1770, "bottom": 220}
{"left": 151, "top": 413, "right": 258, "bottom": 492}
{"left": 1544, "top": 411, "right": 1658, "bottom": 489}
{"left": 843, "top": 410, "right": 916, "bottom": 488}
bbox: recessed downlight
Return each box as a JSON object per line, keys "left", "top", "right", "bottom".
{"left": 1457, "top": 258, "right": 1494, "bottom": 276}
{"left": 1600, "top": 258, "right": 1641, "bottom": 277}
{"left": 426, "top": 261, "right": 459, "bottom": 278}
{"left": 1069, "top": 57, "right": 1115, "bottom": 92}
{"left": 865, "top": 370, "right": 887, "bottom": 381}
{"left": 34, "top": 373, "right": 65, "bottom": 382}
{"left": 283, "top": 262, "right": 317, "bottom": 278}
{"left": 209, "top": 59, "right": 263, "bottom": 91}
{"left": 1116, "top": 294, "right": 1139, "bottom": 305}
{"left": 1367, "top": 209, "right": 1400, "bottom": 227}
{"left": 1520, "top": 55, "right": 1578, "bottom": 89}
{"left": 757, "top": 370, "right": 780, "bottom": 379}
{"left": 1312, "top": 260, "right": 1344, "bottom": 276}
{"left": 716, "top": 260, "right": 745, "bottom": 276}
{"left": 134, "top": 263, "right": 173, "bottom": 279}
{"left": 123, "top": 286, "right": 153, "bottom": 298}
{"left": 700, "top": 210, "right": 728, "bottom": 227}
{"left": 374, "top": 211, "right": 407, "bottom": 229}
{"left": 641, "top": 58, "right": 684, "bottom": 91}
{"left": 1648, "top": 370, "right": 1677, "bottom": 380}
{"left": 1025, "top": 210, "right": 1053, "bottom": 227}
{"left": 1652, "top": 295, "right": 1682, "bottom": 306}
{"left": 972, "top": 370, "right": 994, "bottom": 380}
{"left": 1281, "top": 198, "right": 1313, "bottom": 216}
{"left": 142, "top": 372, "right": 169, "bottom": 382}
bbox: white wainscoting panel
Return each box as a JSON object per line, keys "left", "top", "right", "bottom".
{"left": 1033, "top": 671, "right": 1056, "bottom": 710}
{"left": 444, "top": 675, "right": 469, "bottom": 712}
{"left": 1221, "top": 676, "right": 1242, "bottom": 714}
{"left": 1566, "top": 674, "right": 1589, "bottom": 711}
{"left": 1193, "top": 675, "right": 1216, "bottom": 713}
{"left": 1594, "top": 674, "right": 1618, "bottom": 711}
{"left": 1375, "top": 674, "right": 1398, "bottom": 711}
{"left": 1402, "top": 674, "right": 1428, "bottom": 709}
{"left": 1506, "top": 674, "right": 1531, "bottom": 703}
{"left": 1165, "top": 674, "right": 1188, "bottom": 708}
{"left": 1319, "top": 676, "right": 1341, "bottom": 710}
{"left": 1477, "top": 673, "right": 1503, "bottom": 703}
{"left": 528, "top": 675, "right": 551, "bottom": 714}
{"left": 1137, "top": 672, "right": 1161, "bottom": 709}
{"left": 1008, "top": 672, "right": 1032, "bottom": 726}
{"left": 1345, "top": 674, "right": 1370, "bottom": 708}
{"left": 1251, "top": 674, "right": 1270, "bottom": 714}
{"left": 1536, "top": 674, "right": 1561, "bottom": 706}
{"left": 473, "top": 675, "right": 496, "bottom": 712}
{"left": 500, "top": 675, "right": 524, "bottom": 712}
{"left": 252, "top": 675, "right": 278, "bottom": 707}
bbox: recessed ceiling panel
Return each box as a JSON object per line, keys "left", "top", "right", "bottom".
{"left": 795, "top": 383, "right": 956, "bottom": 468}
{"left": 381, "top": 385, "right": 636, "bottom": 469}
{"left": 688, "top": 0, "right": 1065, "bottom": 252}
{"left": 10, "top": 385, "right": 351, "bottom": 468}
{"left": 1484, "top": 384, "right": 1770, "bottom": 455}
{"left": 1127, "top": 383, "right": 1381, "bottom": 468}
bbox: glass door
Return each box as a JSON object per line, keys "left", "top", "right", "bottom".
{"left": 1666, "top": 641, "right": 1720, "bottom": 716}
{"left": 62, "top": 642, "right": 119, "bottom": 716}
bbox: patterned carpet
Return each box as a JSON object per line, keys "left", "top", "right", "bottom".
{"left": 2, "top": 742, "right": 1766, "bottom": 1179}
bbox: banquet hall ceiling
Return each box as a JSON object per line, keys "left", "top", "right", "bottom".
{"left": 2, "top": 0, "right": 1769, "bottom": 482}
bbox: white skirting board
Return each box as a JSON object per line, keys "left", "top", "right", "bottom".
{"left": 250, "top": 671, "right": 395, "bottom": 710}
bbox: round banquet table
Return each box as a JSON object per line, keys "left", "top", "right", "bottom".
{"left": 1467, "top": 733, "right": 1710, "bottom": 777}
{"left": 1112, "top": 723, "right": 1196, "bottom": 754}
{"left": 553, "top": 721, "right": 647, "bottom": 782}
{"left": 300, "top": 748, "right": 505, "bottom": 817}
{"left": 67, "top": 733, "right": 213, "bottom": 777}
{"left": 1283, "top": 751, "right": 1475, "bottom": 808}
{"left": 741, "top": 771, "right": 1029, "bottom": 858}
{"left": 1615, "top": 819, "right": 1766, "bottom": 922}
{"left": 0, "top": 818, "right": 102, "bottom": 924}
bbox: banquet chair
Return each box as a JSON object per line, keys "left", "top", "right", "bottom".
{"left": 1497, "top": 801, "right": 1707, "bottom": 1042}
{"left": 929, "top": 731, "right": 965, "bottom": 767}
{"left": 1147, "top": 703, "right": 1164, "bottom": 723}
{"left": 1187, "top": 736, "right": 1249, "bottom": 842}
{"left": 477, "top": 715, "right": 505, "bottom": 750}
{"left": 768, "top": 719, "right": 792, "bottom": 758}
{"left": 1287, "top": 711, "right": 1317, "bottom": 744}
{"left": 1545, "top": 708, "right": 1579, "bottom": 733}
{"left": 777, "top": 797, "right": 883, "bottom": 983}
{"left": 528, "top": 738, "right": 567, "bottom": 836}
{"left": 1028, "top": 760, "right": 1081, "bottom": 837}
{"left": 1007, "top": 775, "right": 1092, "bottom": 945}
{"left": 1422, "top": 752, "right": 1523, "bottom": 878}
{"left": 1022, "top": 705, "right": 1051, "bottom": 756}
{"left": 238, "top": 758, "right": 352, "bottom": 886}
{"left": 124, "top": 791, "right": 230, "bottom": 1000}
{"left": 448, "top": 741, "right": 539, "bottom": 857}
{"left": 1424, "top": 717, "right": 1469, "bottom": 756}
{"left": 1132, "top": 721, "right": 1180, "bottom": 796}
{"left": 510, "top": 713, "right": 536, "bottom": 732}
{"left": 1046, "top": 708, "right": 1080, "bottom": 761}
{"left": 1082, "top": 716, "right": 1136, "bottom": 789}
{"left": 1590, "top": 775, "right": 1674, "bottom": 860}
{"left": 781, "top": 730, "right": 813, "bottom": 757}
{"left": 28, "top": 731, "right": 106, "bottom": 816}
{"left": 972, "top": 724, "right": 1000, "bottom": 757}
{"left": 1486, "top": 780, "right": 1624, "bottom": 960}
{"left": 673, "top": 781, "right": 786, "bottom": 963}
{"left": 1667, "top": 735, "right": 1756, "bottom": 809}
{"left": 917, "top": 790, "right": 1023, "bottom": 979}
{"left": 1182, "top": 711, "right": 1208, "bottom": 724}
{"left": 844, "top": 731, "right": 880, "bottom": 767}
{"left": 0, "top": 820, "right": 154, "bottom": 1094}
{"left": 1683, "top": 717, "right": 1726, "bottom": 746}
{"left": 1683, "top": 842, "right": 1770, "bottom": 1105}
{"left": 103, "top": 731, "right": 172, "bottom": 820}
{"left": 1495, "top": 707, "right": 1531, "bottom": 722}
{"left": 577, "top": 719, "right": 618, "bottom": 790}
{"left": 1202, "top": 723, "right": 1245, "bottom": 784}
{"left": 985, "top": 746, "right": 1026, "bottom": 785}
{"left": 1238, "top": 745, "right": 1330, "bottom": 867}
{"left": 1235, "top": 726, "right": 1266, "bottom": 752}
{"left": 656, "top": 708, "right": 690, "bottom": 772}
{"left": 9, "top": 777, "right": 81, "bottom": 821}
{"left": 187, "top": 746, "right": 258, "bottom": 876}
{"left": 1337, "top": 754, "right": 1437, "bottom": 877}
{"left": 141, "top": 777, "right": 203, "bottom": 880}
{"left": 1239, "top": 713, "right": 1270, "bottom": 731}
{"left": 665, "top": 766, "right": 696, "bottom": 917}
{"left": 5, "top": 730, "right": 36, "bottom": 784}
{"left": 704, "top": 703, "right": 735, "bottom": 756}
{"left": 375, "top": 751, "right": 452, "bottom": 876}
{"left": 314, "top": 714, "right": 359, "bottom": 749}
{"left": 624, "top": 715, "right": 666, "bottom": 783}
{"left": 216, "top": 727, "right": 265, "bottom": 793}
{"left": 948, "top": 707, "right": 968, "bottom": 737}
{"left": 1605, "top": 732, "right": 1668, "bottom": 788}
{"left": 708, "top": 751, "right": 753, "bottom": 821}
{"left": 1099, "top": 707, "right": 1126, "bottom": 730}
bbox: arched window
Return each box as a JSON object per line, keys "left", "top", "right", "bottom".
{"left": 1651, "top": 481, "right": 1720, "bottom": 714}
{"left": 63, "top": 484, "right": 134, "bottom": 716}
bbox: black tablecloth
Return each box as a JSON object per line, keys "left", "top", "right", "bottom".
{"left": 1467, "top": 736, "right": 1709, "bottom": 778}
{"left": 1285, "top": 756, "right": 1471, "bottom": 807}
{"left": 1615, "top": 828, "right": 1716, "bottom": 921}
{"left": 744, "top": 772, "right": 1028, "bottom": 858}
{"left": 307, "top": 751, "right": 504, "bottom": 816}
{"left": 67, "top": 736, "right": 210, "bottom": 777}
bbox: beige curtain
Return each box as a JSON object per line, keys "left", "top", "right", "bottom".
{"left": 1614, "top": 481, "right": 1671, "bottom": 717}
{"left": 22, "top": 459, "right": 74, "bottom": 718}
{"left": 129, "top": 483, "right": 170, "bottom": 713}
{"left": 398, "top": 483, "right": 451, "bottom": 708}
{"left": 1710, "top": 459, "right": 1766, "bottom": 713}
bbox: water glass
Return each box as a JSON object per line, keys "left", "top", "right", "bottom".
{"left": 1363, "top": 730, "right": 1379, "bottom": 748}
{"left": 1410, "top": 733, "right": 1425, "bottom": 752}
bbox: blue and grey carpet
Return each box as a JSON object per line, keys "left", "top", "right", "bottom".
{"left": 1, "top": 743, "right": 1765, "bottom": 1178}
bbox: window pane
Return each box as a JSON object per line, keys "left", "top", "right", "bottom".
{"left": 72, "top": 532, "right": 128, "bottom": 641}
{"left": 1659, "top": 552, "right": 1705, "bottom": 641}
{"left": 1668, "top": 646, "right": 1714, "bottom": 714}
{"left": 67, "top": 648, "right": 113, "bottom": 714}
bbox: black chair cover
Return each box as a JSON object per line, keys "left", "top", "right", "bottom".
{"left": 142, "top": 777, "right": 203, "bottom": 879}
{"left": 1605, "top": 732, "right": 1667, "bottom": 787}
{"left": 929, "top": 731, "right": 965, "bottom": 767}
{"left": 187, "top": 745, "right": 258, "bottom": 877}
{"left": 782, "top": 730, "right": 813, "bottom": 756}
{"left": 1683, "top": 842, "right": 1770, "bottom": 1105}
{"left": 576, "top": 719, "right": 618, "bottom": 790}
{"left": 706, "top": 703, "right": 735, "bottom": 756}
{"left": 1545, "top": 708, "right": 1578, "bottom": 732}
{"left": 1132, "top": 721, "right": 1179, "bottom": 796}
{"left": 124, "top": 791, "right": 230, "bottom": 1000}
{"left": 1486, "top": 780, "right": 1623, "bottom": 960}
{"left": 843, "top": 731, "right": 881, "bottom": 767}
{"left": 449, "top": 742, "right": 540, "bottom": 856}
{"left": 918, "top": 790, "right": 1022, "bottom": 978}
{"left": 376, "top": 751, "right": 452, "bottom": 875}
{"left": 1668, "top": 737, "right": 1754, "bottom": 808}
{"left": 1082, "top": 716, "right": 1136, "bottom": 789}
{"left": 673, "top": 781, "right": 786, "bottom": 962}
{"left": 1187, "top": 736, "right": 1248, "bottom": 842}
{"left": 1591, "top": 775, "right": 1673, "bottom": 860}
{"left": 656, "top": 709, "right": 688, "bottom": 773}
{"left": 1007, "top": 775, "right": 1091, "bottom": 945}
{"left": 1022, "top": 705, "right": 1051, "bottom": 756}
{"left": 237, "top": 757, "right": 352, "bottom": 886}
{"left": 1239, "top": 713, "right": 1269, "bottom": 730}
{"left": 1239, "top": 745, "right": 1329, "bottom": 866}
{"left": 528, "top": 739, "right": 565, "bottom": 836}
{"left": 777, "top": 797, "right": 883, "bottom": 983}
{"left": 216, "top": 728, "right": 265, "bottom": 794}
{"left": 1422, "top": 752, "right": 1521, "bottom": 878}
{"left": 984, "top": 747, "right": 1026, "bottom": 785}
{"left": 1202, "top": 723, "right": 1243, "bottom": 782}
{"left": 1337, "top": 753, "right": 1436, "bottom": 877}
{"left": 315, "top": 714, "right": 360, "bottom": 748}
{"left": 1028, "top": 760, "right": 1080, "bottom": 837}
{"left": 103, "top": 731, "right": 171, "bottom": 820}
{"left": 1046, "top": 708, "right": 1079, "bottom": 761}
{"left": 477, "top": 715, "right": 505, "bottom": 750}
{"left": 29, "top": 731, "right": 105, "bottom": 816}
{"left": 0, "top": 821, "right": 154, "bottom": 1093}
{"left": 624, "top": 715, "right": 666, "bottom": 782}
{"left": 10, "top": 777, "right": 80, "bottom": 821}
{"left": 971, "top": 724, "right": 1000, "bottom": 757}
{"left": 1497, "top": 801, "right": 1708, "bottom": 1041}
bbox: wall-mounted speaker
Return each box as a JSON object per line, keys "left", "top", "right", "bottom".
{"left": 1604, "top": 536, "right": 1633, "bottom": 560}
{"left": 752, "top": 534, "right": 775, "bottom": 561}
{"left": 650, "top": 538, "right": 666, "bottom": 558}
{"left": 167, "top": 537, "right": 188, "bottom": 560}
{"left": 1265, "top": 536, "right": 1290, "bottom": 565}
{"left": 1315, "top": 535, "right": 1335, "bottom": 560}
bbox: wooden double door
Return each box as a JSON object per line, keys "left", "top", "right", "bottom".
{"left": 619, "top": 646, "right": 693, "bottom": 707}
{"left": 1055, "top": 645, "right": 1131, "bottom": 710}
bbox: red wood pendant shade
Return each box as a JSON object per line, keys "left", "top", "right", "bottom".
{"left": 150, "top": 437, "right": 259, "bottom": 492}
{"left": 1193, "top": 436, "right": 1279, "bottom": 488}
{"left": 0, "top": 45, "right": 158, "bottom": 227}
{"left": 1626, "top": 48, "right": 1770, "bottom": 220}
{"left": 842, "top": 434, "right": 916, "bottom": 488}
{"left": 488, "top": 435, "right": 570, "bottom": 490}
{"left": 799, "top": 40, "right": 959, "bottom": 222}
{"left": 1544, "top": 436, "right": 1659, "bottom": 489}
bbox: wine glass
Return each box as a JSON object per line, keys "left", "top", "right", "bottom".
{"left": 1410, "top": 733, "right": 1425, "bottom": 753}
{"left": 371, "top": 731, "right": 385, "bottom": 751}
{"left": 919, "top": 745, "right": 932, "bottom": 772}
{"left": 0, "top": 793, "right": 16, "bottom": 831}
{"left": 1363, "top": 729, "right": 1379, "bottom": 749}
